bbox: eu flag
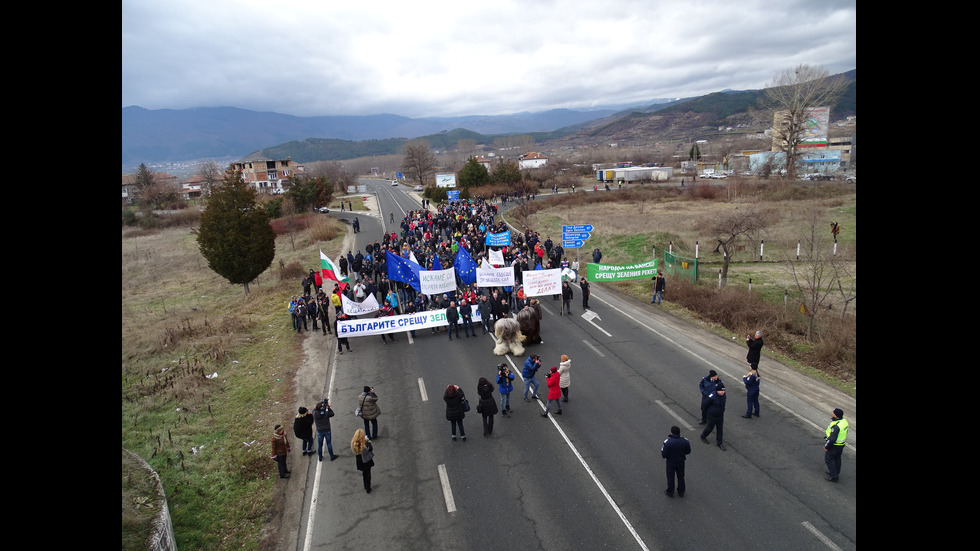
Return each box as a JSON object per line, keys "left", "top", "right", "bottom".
{"left": 431, "top": 253, "right": 442, "bottom": 271}
{"left": 386, "top": 250, "right": 422, "bottom": 292}
{"left": 454, "top": 246, "right": 477, "bottom": 286}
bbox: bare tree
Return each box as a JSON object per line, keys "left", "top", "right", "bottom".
{"left": 198, "top": 160, "right": 223, "bottom": 197}
{"left": 831, "top": 252, "right": 856, "bottom": 318}
{"left": 783, "top": 203, "right": 839, "bottom": 340}
{"left": 699, "top": 206, "right": 773, "bottom": 286}
{"left": 763, "top": 64, "right": 849, "bottom": 180}
{"left": 401, "top": 139, "right": 437, "bottom": 188}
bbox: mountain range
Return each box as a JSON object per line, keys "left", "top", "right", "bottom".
{"left": 122, "top": 70, "right": 854, "bottom": 172}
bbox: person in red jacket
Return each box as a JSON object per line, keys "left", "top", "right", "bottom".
{"left": 542, "top": 366, "right": 563, "bottom": 417}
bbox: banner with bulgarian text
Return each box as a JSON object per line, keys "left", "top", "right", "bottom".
{"left": 521, "top": 268, "right": 562, "bottom": 297}
{"left": 586, "top": 259, "right": 658, "bottom": 282}
{"left": 477, "top": 266, "right": 515, "bottom": 287}
{"left": 420, "top": 267, "right": 457, "bottom": 296}
{"left": 341, "top": 293, "right": 380, "bottom": 316}
{"left": 337, "top": 306, "right": 481, "bottom": 337}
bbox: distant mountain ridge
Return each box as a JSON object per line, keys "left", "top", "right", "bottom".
{"left": 121, "top": 104, "right": 648, "bottom": 169}
{"left": 122, "top": 70, "right": 854, "bottom": 171}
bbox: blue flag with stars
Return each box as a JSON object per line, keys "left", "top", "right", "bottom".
{"left": 386, "top": 250, "right": 422, "bottom": 292}
{"left": 431, "top": 252, "right": 442, "bottom": 271}
{"left": 454, "top": 246, "right": 477, "bottom": 285}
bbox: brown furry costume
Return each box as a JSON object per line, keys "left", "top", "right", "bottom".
{"left": 516, "top": 302, "right": 542, "bottom": 345}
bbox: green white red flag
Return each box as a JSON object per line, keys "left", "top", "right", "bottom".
{"left": 320, "top": 249, "right": 349, "bottom": 290}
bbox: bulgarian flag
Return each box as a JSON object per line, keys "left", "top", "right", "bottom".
{"left": 320, "top": 249, "right": 349, "bottom": 290}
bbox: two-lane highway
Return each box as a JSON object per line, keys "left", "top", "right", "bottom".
{"left": 294, "top": 181, "right": 855, "bottom": 551}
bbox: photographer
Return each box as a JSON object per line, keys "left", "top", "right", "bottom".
{"left": 496, "top": 363, "right": 515, "bottom": 416}
{"left": 313, "top": 399, "right": 339, "bottom": 462}
{"left": 522, "top": 354, "right": 542, "bottom": 402}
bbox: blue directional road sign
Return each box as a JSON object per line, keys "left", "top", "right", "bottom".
{"left": 562, "top": 224, "right": 593, "bottom": 247}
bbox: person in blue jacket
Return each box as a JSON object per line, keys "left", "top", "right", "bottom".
{"left": 496, "top": 363, "right": 515, "bottom": 416}
{"left": 742, "top": 367, "right": 761, "bottom": 418}
{"left": 522, "top": 354, "right": 542, "bottom": 402}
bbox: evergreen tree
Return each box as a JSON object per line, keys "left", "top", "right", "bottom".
{"left": 457, "top": 157, "right": 490, "bottom": 189}
{"left": 197, "top": 171, "right": 276, "bottom": 295}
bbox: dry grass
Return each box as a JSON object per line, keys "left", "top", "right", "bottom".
{"left": 122, "top": 212, "right": 347, "bottom": 550}
{"left": 519, "top": 179, "right": 856, "bottom": 390}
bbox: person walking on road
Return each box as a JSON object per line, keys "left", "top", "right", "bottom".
{"left": 699, "top": 385, "right": 727, "bottom": 451}
{"left": 824, "top": 408, "right": 849, "bottom": 482}
{"left": 351, "top": 429, "right": 375, "bottom": 493}
{"left": 742, "top": 368, "right": 761, "bottom": 418}
{"left": 661, "top": 426, "right": 691, "bottom": 497}
{"left": 580, "top": 276, "right": 591, "bottom": 309}
{"left": 699, "top": 370, "right": 722, "bottom": 425}
{"left": 357, "top": 386, "right": 381, "bottom": 440}
{"left": 746, "top": 331, "right": 764, "bottom": 374}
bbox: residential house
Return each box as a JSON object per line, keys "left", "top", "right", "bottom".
{"left": 518, "top": 152, "right": 548, "bottom": 170}
{"left": 230, "top": 158, "right": 304, "bottom": 194}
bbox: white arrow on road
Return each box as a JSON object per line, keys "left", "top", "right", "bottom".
{"left": 581, "top": 310, "right": 611, "bottom": 336}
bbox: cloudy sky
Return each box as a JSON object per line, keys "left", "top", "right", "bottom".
{"left": 122, "top": 0, "right": 856, "bottom": 119}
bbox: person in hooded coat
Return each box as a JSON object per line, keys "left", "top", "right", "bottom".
{"left": 476, "top": 377, "right": 498, "bottom": 436}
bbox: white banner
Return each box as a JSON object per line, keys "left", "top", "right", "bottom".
{"left": 522, "top": 268, "right": 562, "bottom": 297}
{"left": 337, "top": 306, "right": 482, "bottom": 337}
{"left": 488, "top": 248, "right": 504, "bottom": 266}
{"left": 342, "top": 293, "right": 380, "bottom": 315}
{"left": 477, "top": 266, "right": 515, "bottom": 287}
{"left": 420, "top": 267, "right": 457, "bottom": 295}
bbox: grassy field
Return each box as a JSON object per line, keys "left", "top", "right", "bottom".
{"left": 122, "top": 214, "right": 346, "bottom": 550}
{"left": 122, "top": 179, "right": 854, "bottom": 549}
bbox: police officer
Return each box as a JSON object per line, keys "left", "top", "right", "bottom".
{"left": 661, "top": 426, "right": 691, "bottom": 497}
{"left": 824, "top": 408, "right": 849, "bottom": 482}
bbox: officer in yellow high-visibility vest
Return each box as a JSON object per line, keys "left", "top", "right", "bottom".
{"left": 824, "top": 408, "right": 849, "bottom": 482}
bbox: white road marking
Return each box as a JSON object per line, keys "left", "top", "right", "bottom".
{"left": 302, "top": 346, "right": 341, "bottom": 551}
{"left": 582, "top": 339, "right": 605, "bottom": 358}
{"left": 801, "top": 521, "right": 843, "bottom": 551}
{"left": 418, "top": 378, "right": 428, "bottom": 401}
{"left": 543, "top": 409, "right": 651, "bottom": 551}
{"left": 656, "top": 400, "right": 694, "bottom": 432}
{"left": 438, "top": 464, "right": 457, "bottom": 513}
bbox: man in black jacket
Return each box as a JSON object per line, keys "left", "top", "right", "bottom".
{"left": 293, "top": 406, "right": 315, "bottom": 456}
{"left": 661, "top": 426, "right": 691, "bottom": 497}
{"left": 699, "top": 386, "right": 727, "bottom": 451}
{"left": 446, "top": 300, "right": 460, "bottom": 340}
{"left": 746, "top": 331, "right": 764, "bottom": 374}
{"left": 312, "top": 400, "right": 339, "bottom": 462}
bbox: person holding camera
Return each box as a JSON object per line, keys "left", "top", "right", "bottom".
{"left": 313, "top": 399, "right": 339, "bottom": 462}
{"left": 522, "top": 354, "right": 542, "bottom": 402}
{"left": 542, "top": 366, "right": 563, "bottom": 417}
{"left": 496, "top": 363, "right": 515, "bottom": 416}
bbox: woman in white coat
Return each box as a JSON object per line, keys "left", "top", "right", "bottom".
{"left": 558, "top": 354, "right": 571, "bottom": 402}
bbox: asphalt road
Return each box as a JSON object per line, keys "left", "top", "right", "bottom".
{"left": 283, "top": 180, "right": 856, "bottom": 551}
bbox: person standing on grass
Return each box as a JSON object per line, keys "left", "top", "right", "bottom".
{"left": 653, "top": 272, "right": 666, "bottom": 305}
{"left": 271, "top": 425, "right": 291, "bottom": 479}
